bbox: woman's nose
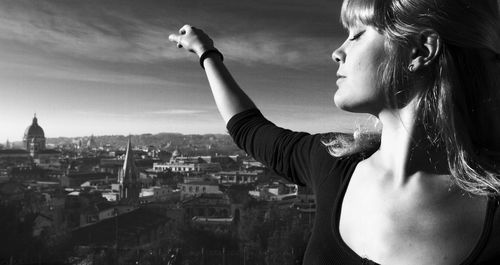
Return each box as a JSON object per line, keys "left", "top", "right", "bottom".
{"left": 332, "top": 47, "right": 345, "bottom": 63}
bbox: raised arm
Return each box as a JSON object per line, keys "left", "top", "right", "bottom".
{"left": 168, "top": 25, "right": 327, "bottom": 187}
{"left": 168, "top": 25, "right": 256, "bottom": 123}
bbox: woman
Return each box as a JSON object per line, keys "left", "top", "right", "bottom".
{"left": 169, "top": 0, "right": 500, "bottom": 264}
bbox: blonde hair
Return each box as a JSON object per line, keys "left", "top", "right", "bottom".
{"left": 324, "top": 0, "right": 500, "bottom": 195}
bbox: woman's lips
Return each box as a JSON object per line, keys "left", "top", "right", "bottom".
{"left": 336, "top": 74, "right": 346, "bottom": 85}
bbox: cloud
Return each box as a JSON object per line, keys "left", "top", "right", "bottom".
{"left": 34, "top": 67, "right": 178, "bottom": 86}
{"left": 217, "top": 32, "right": 339, "bottom": 68}
{"left": 75, "top": 109, "right": 208, "bottom": 118}
{"left": 0, "top": 1, "right": 184, "bottom": 64}
{"left": 146, "top": 109, "right": 208, "bottom": 115}
{"left": 0, "top": 0, "right": 342, "bottom": 68}
{"left": 0, "top": 55, "right": 189, "bottom": 89}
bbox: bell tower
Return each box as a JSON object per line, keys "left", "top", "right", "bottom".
{"left": 118, "top": 138, "right": 140, "bottom": 203}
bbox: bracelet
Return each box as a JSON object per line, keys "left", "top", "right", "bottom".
{"left": 199, "top": 49, "right": 224, "bottom": 69}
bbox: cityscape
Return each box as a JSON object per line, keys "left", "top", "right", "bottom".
{"left": 0, "top": 114, "right": 316, "bottom": 265}
{"left": 0, "top": 1, "right": 363, "bottom": 264}
{"left": 2, "top": 0, "right": 498, "bottom": 264}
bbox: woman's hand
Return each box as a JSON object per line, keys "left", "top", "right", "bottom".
{"left": 168, "top": 25, "right": 215, "bottom": 57}
{"left": 169, "top": 25, "right": 256, "bottom": 123}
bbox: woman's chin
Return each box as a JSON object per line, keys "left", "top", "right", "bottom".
{"left": 334, "top": 94, "right": 355, "bottom": 111}
{"left": 336, "top": 103, "right": 356, "bottom": 112}
{"left": 334, "top": 98, "right": 376, "bottom": 114}
{"left": 334, "top": 91, "right": 383, "bottom": 114}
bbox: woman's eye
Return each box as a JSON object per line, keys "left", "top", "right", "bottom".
{"left": 348, "top": 30, "right": 365, "bottom": 41}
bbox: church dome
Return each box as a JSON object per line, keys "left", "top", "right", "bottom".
{"left": 24, "top": 115, "right": 45, "bottom": 140}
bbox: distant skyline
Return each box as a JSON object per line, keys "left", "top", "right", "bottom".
{"left": 0, "top": 0, "right": 373, "bottom": 142}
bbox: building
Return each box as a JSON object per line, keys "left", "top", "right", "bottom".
{"left": 0, "top": 149, "right": 30, "bottom": 159}
{"left": 60, "top": 172, "right": 113, "bottom": 188}
{"left": 182, "top": 193, "right": 232, "bottom": 221}
{"left": 100, "top": 158, "right": 154, "bottom": 176}
{"left": 20, "top": 114, "right": 60, "bottom": 168}
{"left": 23, "top": 114, "right": 46, "bottom": 156}
{"left": 117, "top": 139, "right": 140, "bottom": 203}
{"left": 241, "top": 157, "right": 265, "bottom": 169}
{"left": 101, "top": 191, "right": 119, "bottom": 202}
{"left": 197, "top": 155, "right": 240, "bottom": 171}
{"left": 182, "top": 193, "right": 235, "bottom": 231}
{"left": 34, "top": 149, "right": 61, "bottom": 169}
{"left": 139, "top": 186, "right": 178, "bottom": 203}
{"left": 0, "top": 149, "right": 31, "bottom": 168}
{"left": 179, "top": 181, "right": 221, "bottom": 200}
{"left": 214, "top": 171, "right": 261, "bottom": 185}
{"left": 153, "top": 153, "right": 222, "bottom": 173}
{"left": 71, "top": 208, "right": 169, "bottom": 249}
{"left": 0, "top": 181, "right": 25, "bottom": 203}
{"left": 99, "top": 158, "right": 126, "bottom": 175}
{"left": 80, "top": 178, "right": 116, "bottom": 190}
{"left": 79, "top": 201, "right": 117, "bottom": 227}
{"left": 86, "top": 134, "right": 97, "bottom": 150}
{"left": 249, "top": 182, "right": 298, "bottom": 202}
{"left": 64, "top": 190, "right": 109, "bottom": 228}
{"left": 153, "top": 159, "right": 222, "bottom": 173}
{"left": 4, "top": 139, "right": 11, "bottom": 149}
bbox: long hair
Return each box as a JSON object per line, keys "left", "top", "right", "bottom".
{"left": 323, "top": 0, "right": 500, "bottom": 195}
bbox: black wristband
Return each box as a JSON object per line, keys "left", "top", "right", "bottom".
{"left": 199, "top": 49, "right": 224, "bottom": 69}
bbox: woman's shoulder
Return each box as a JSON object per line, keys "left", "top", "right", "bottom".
{"left": 307, "top": 132, "right": 372, "bottom": 180}
{"left": 317, "top": 131, "right": 379, "bottom": 160}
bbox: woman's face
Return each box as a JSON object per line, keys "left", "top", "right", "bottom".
{"left": 332, "top": 25, "right": 387, "bottom": 114}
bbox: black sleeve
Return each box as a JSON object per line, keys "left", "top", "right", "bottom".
{"left": 226, "top": 108, "right": 327, "bottom": 187}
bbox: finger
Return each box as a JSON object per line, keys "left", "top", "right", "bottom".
{"left": 168, "top": 34, "right": 180, "bottom": 43}
{"left": 179, "top": 24, "right": 192, "bottom": 35}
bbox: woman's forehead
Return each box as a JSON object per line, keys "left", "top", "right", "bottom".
{"left": 341, "top": 0, "right": 377, "bottom": 29}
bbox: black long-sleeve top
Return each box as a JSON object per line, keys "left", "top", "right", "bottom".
{"left": 227, "top": 108, "right": 500, "bottom": 265}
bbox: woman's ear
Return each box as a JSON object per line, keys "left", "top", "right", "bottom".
{"left": 408, "top": 30, "right": 441, "bottom": 72}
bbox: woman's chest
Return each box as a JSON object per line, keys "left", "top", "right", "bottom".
{"left": 337, "top": 172, "right": 489, "bottom": 265}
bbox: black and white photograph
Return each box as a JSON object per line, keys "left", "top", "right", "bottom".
{"left": 0, "top": 0, "right": 499, "bottom": 264}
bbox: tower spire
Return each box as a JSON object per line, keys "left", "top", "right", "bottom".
{"left": 122, "top": 136, "right": 135, "bottom": 173}
{"left": 118, "top": 136, "right": 139, "bottom": 203}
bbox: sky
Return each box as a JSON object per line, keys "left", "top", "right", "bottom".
{"left": 0, "top": 0, "right": 374, "bottom": 142}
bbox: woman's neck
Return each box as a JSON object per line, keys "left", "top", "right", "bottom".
{"left": 373, "top": 100, "right": 449, "bottom": 186}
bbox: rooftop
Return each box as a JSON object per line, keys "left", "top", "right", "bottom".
{"left": 72, "top": 207, "right": 168, "bottom": 246}
{"left": 0, "top": 149, "right": 29, "bottom": 155}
